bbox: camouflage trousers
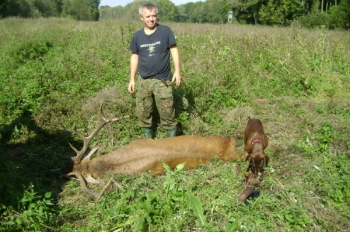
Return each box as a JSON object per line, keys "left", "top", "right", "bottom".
{"left": 136, "top": 77, "right": 177, "bottom": 130}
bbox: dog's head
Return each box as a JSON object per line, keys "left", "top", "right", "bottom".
{"left": 246, "top": 154, "right": 269, "bottom": 178}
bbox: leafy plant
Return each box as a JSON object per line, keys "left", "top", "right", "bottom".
{"left": 316, "top": 121, "right": 335, "bottom": 153}
{"left": 8, "top": 40, "right": 53, "bottom": 66}
{"left": 0, "top": 185, "right": 54, "bottom": 231}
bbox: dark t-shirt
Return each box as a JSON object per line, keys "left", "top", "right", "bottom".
{"left": 129, "top": 24, "right": 177, "bottom": 80}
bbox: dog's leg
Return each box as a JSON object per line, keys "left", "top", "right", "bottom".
{"left": 243, "top": 149, "right": 249, "bottom": 161}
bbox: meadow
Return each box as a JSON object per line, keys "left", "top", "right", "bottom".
{"left": 0, "top": 17, "right": 349, "bottom": 231}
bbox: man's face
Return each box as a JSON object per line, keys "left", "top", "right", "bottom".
{"left": 140, "top": 8, "right": 157, "bottom": 29}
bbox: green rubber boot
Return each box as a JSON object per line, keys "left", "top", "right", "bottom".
{"left": 166, "top": 127, "right": 177, "bottom": 137}
{"left": 141, "top": 127, "right": 153, "bottom": 139}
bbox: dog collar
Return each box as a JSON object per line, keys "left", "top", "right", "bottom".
{"left": 250, "top": 139, "right": 263, "bottom": 150}
{"left": 251, "top": 139, "right": 263, "bottom": 144}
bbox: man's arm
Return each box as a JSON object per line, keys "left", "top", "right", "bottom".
{"left": 170, "top": 45, "right": 181, "bottom": 87}
{"left": 128, "top": 52, "right": 139, "bottom": 93}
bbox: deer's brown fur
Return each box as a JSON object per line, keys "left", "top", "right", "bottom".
{"left": 64, "top": 107, "right": 239, "bottom": 199}
{"left": 74, "top": 135, "right": 238, "bottom": 182}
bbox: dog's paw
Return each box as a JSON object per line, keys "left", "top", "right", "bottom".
{"left": 245, "top": 173, "right": 255, "bottom": 185}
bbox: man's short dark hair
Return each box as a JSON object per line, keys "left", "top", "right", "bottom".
{"left": 139, "top": 3, "right": 158, "bottom": 15}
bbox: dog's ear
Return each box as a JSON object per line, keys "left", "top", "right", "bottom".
{"left": 244, "top": 154, "right": 251, "bottom": 162}
{"left": 263, "top": 155, "right": 269, "bottom": 168}
{"left": 245, "top": 156, "right": 253, "bottom": 172}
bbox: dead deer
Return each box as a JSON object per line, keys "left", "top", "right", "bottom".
{"left": 62, "top": 106, "right": 239, "bottom": 199}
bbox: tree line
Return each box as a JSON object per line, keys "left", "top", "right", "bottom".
{"left": 1, "top": 0, "right": 349, "bottom": 29}
{"left": 100, "top": 0, "right": 349, "bottom": 29}
{"left": 0, "top": 0, "right": 100, "bottom": 20}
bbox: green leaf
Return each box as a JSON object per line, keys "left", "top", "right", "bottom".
{"left": 161, "top": 160, "right": 172, "bottom": 173}
{"left": 176, "top": 162, "right": 186, "bottom": 171}
{"left": 133, "top": 213, "right": 146, "bottom": 232}
{"left": 285, "top": 214, "right": 294, "bottom": 222}
{"left": 186, "top": 193, "right": 207, "bottom": 226}
{"left": 45, "top": 192, "right": 52, "bottom": 198}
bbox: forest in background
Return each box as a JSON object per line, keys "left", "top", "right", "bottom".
{"left": 0, "top": 0, "right": 101, "bottom": 20}
{"left": 0, "top": 0, "right": 349, "bottom": 29}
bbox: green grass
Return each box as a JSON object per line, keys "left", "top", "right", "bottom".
{"left": 0, "top": 18, "right": 349, "bottom": 231}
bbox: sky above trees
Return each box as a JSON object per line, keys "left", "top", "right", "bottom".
{"left": 100, "top": 0, "right": 201, "bottom": 7}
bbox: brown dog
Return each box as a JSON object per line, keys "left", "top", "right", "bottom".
{"left": 243, "top": 118, "right": 269, "bottom": 178}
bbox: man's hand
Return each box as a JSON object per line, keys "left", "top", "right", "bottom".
{"left": 172, "top": 72, "right": 181, "bottom": 87}
{"left": 170, "top": 46, "right": 181, "bottom": 87}
{"left": 128, "top": 80, "right": 135, "bottom": 93}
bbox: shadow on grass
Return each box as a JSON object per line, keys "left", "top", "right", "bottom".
{"left": 0, "top": 108, "right": 75, "bottom": 210}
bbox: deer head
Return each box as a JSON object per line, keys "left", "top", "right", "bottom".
{"left": 63, "top": 105, "right": 129, "bottom": 199}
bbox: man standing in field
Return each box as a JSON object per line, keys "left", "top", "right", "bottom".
{"left": 128, "top": 3, "right": 181, "bottom": 139}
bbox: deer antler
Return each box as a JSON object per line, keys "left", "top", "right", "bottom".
{"left": 68, "top": 172, "right": 116, "bottom": 200}
{"left": 69, "top": 104, "right": 129, "bottom": 163}
{"left": 68, "top": 172, "right": 100, "bottom": 199}
{"left": 65, "top": 104, "right": 129, "bottom": 199}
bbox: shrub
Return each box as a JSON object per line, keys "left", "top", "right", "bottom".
{"left": 296, "top": 12, "right": 330, "bottom": 29}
